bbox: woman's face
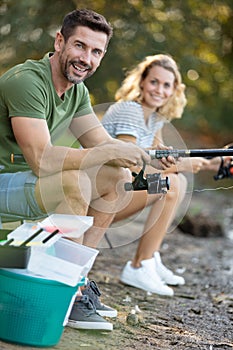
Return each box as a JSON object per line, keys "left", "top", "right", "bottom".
{"left": 140, "top": 65, "right": 175, "bottom": 110}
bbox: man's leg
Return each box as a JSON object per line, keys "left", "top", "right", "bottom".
{"left": 0, "top": 171, "right": 45, "bottom": 218}
{"left": 36, "top": 165, "right": 130, "bottom": 329}
{"left": 0, "top": 168, "right": 122, "bottom": 331}
{"left": 35, "top": 169, "right": 91, "bottom": 216}
{"left": 82, "top": 165, "right": 131, "bottom": 247}
{"left": 35, "top": 165, "right": 131, "bottom": 247}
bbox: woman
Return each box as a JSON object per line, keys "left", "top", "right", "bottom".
{"left": 102, "top": 54, "right": 210, "bottom": 296}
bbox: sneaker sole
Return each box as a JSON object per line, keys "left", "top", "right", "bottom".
{"left": 160, "top": 276, "right": 185, "bottom": 286}
{"left": 120, "top": 277, "right": 174, "bottom": 296}
{"left": 67, "top": 320, "right": 113, "bottom": 331}
{"left": 97, "top": 309, "right": 118, "bottom": 318}
{"left": 165, "top": 280, "right": 185, "bottom": 286}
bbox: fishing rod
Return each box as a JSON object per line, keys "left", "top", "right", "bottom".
{"left": 146, "top": 147, "right": 233, "bottom": 160}
{"left": 10, "top": 147, "right": 233, "bottom": 164}
{"left": 125, "top": 146, "right": 233, "bottom": 193}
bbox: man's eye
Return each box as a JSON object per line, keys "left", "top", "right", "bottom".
{"left": 93, "top": 49, "right": 102, "bottom": 56}
{"left": 76, "top": 43, "right": 83, "bottom": 48}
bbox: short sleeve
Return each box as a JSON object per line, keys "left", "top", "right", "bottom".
{"left": 3, "top": 69, "right": 47, "bottom": 119}
{"left": 102, "top": 101, "right": 143, "bottom": 139}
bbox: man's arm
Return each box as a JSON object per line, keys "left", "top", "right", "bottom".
{"left": 69, "top": 113, "right": 112, "bottom": 147}
{"left": 11, "top": 115, "right": 150, "bottom": 177}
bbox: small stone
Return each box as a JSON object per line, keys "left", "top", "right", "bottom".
{"left": 126, "top": 309, "right": 139, "bottom": 326}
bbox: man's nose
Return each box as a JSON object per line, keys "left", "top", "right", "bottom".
{"left": 80, "top": 49, "right": 91, "bottom": 65}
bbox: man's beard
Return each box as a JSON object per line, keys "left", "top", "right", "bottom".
{"left": 61, "top": 58, "right": 94, "bottom": 84}
{"left": 65, "top": 69, "right": 94, "bottom": 84}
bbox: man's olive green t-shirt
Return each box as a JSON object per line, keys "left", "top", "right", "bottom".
{"left": 0, "top": 53, "right": 93, "bottom": 173}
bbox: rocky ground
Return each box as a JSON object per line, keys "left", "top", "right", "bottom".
{"left": 0, "top": 187, "right": 233, "bottom": 350}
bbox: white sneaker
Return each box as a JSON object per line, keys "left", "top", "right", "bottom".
{"left": 120, "top": 259, "right": 174, "bottom": 296}
{"left": 154, "top": 252, "right": 185, "bottom": 286}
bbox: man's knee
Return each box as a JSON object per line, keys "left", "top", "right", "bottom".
{"left": 89, "top": 166, "right": 132, "bottom": 214}
{"left": 110, "top": 167, "right": 131, "bottom": 187}
{"left": 95, "top": 166, "right": 131, "bottom": 193}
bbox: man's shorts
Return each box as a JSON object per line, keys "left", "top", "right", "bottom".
{"left": 0, "top": 171, "right": 46, "bottom": 219}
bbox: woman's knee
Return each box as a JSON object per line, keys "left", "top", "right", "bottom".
{"left": 166, "top": 173, "right": 186, "bottom": 201}
{"left": 177, "top": 172, "right": 187, "bottom": 192}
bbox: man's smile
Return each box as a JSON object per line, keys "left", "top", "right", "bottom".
{"left": 71, "top": 61, "right": 91, "bottom": 75}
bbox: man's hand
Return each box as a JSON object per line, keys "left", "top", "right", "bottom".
{"left": 150, "top": 143, "right": 176, "bottom": 170}
{"left": 98, "top": 138, "right": 151, "bottom": 168}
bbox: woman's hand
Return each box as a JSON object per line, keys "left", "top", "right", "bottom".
{"left": 177, "top": 157, "right": 210, "bottom": 173}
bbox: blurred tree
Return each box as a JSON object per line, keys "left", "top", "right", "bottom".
{"left": 0, "top": 0, "right": 232, "bottom": 144}
{"left": 0, "top": 0, "right": 75, "bottom": 68}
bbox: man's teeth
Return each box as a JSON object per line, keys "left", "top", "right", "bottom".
{"left": 73, "top": 65, "right": 86, "bottom": 72}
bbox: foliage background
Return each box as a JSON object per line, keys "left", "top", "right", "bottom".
{"left": 0, "top": 0, "right": 232, "bottom": 146}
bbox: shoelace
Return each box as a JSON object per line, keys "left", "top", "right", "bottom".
{"left": 74, "top": 295, "right": 97, "bottom": 316}
{"left": 84, "top": 281, "right": 103, "bottom": 308}
{"left": 88, "top": 280, "right": 101, "bottom": 297}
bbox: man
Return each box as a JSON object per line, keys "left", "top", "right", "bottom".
{"left": 0, "top": 9, "right": 173, "bottom": 331}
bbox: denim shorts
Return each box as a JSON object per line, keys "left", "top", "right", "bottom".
{"left": 0, "top": 171, "right": 46, "bottom": 219}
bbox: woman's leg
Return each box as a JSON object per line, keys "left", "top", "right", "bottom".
{"left": 119, "top": 172, "right": 187, "bottom": 295}
{"left": 113, "top": 172, "right": 187, "bottom": 267}
{"left": 132, "top": 173, "right": 187, "bottom": 267}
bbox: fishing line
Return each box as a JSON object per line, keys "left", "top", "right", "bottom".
{"left": 186, "top": 185, "right": 233, "bottom": 194}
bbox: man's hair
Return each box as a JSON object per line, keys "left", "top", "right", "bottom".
{"left": 60, "top": 9, "right": 113, "bottom": 47}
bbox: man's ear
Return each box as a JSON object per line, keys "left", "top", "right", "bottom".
{"left": 54, "top": 32, "right": 64, "bottom": 52}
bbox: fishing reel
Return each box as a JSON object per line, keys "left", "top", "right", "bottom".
{"left": 214, "top": 145, "right": 233, "bottom": 181}
{"left": 214, "top": 159, "right": 233, "bottom": 180}
{"left": 124, "top": 163, "right": 170, "bottom": 194}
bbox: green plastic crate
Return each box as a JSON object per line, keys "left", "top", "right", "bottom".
{"left": 0, "top": 269, "right": 79, "bottom": 347}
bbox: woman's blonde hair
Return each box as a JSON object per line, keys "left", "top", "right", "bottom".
{"left": 115, "top": 54, "right": 187, "bottom": 120}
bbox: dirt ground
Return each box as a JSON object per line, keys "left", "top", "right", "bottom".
{"left": 0, "top": 189, "right": 233, "bottom": 350}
